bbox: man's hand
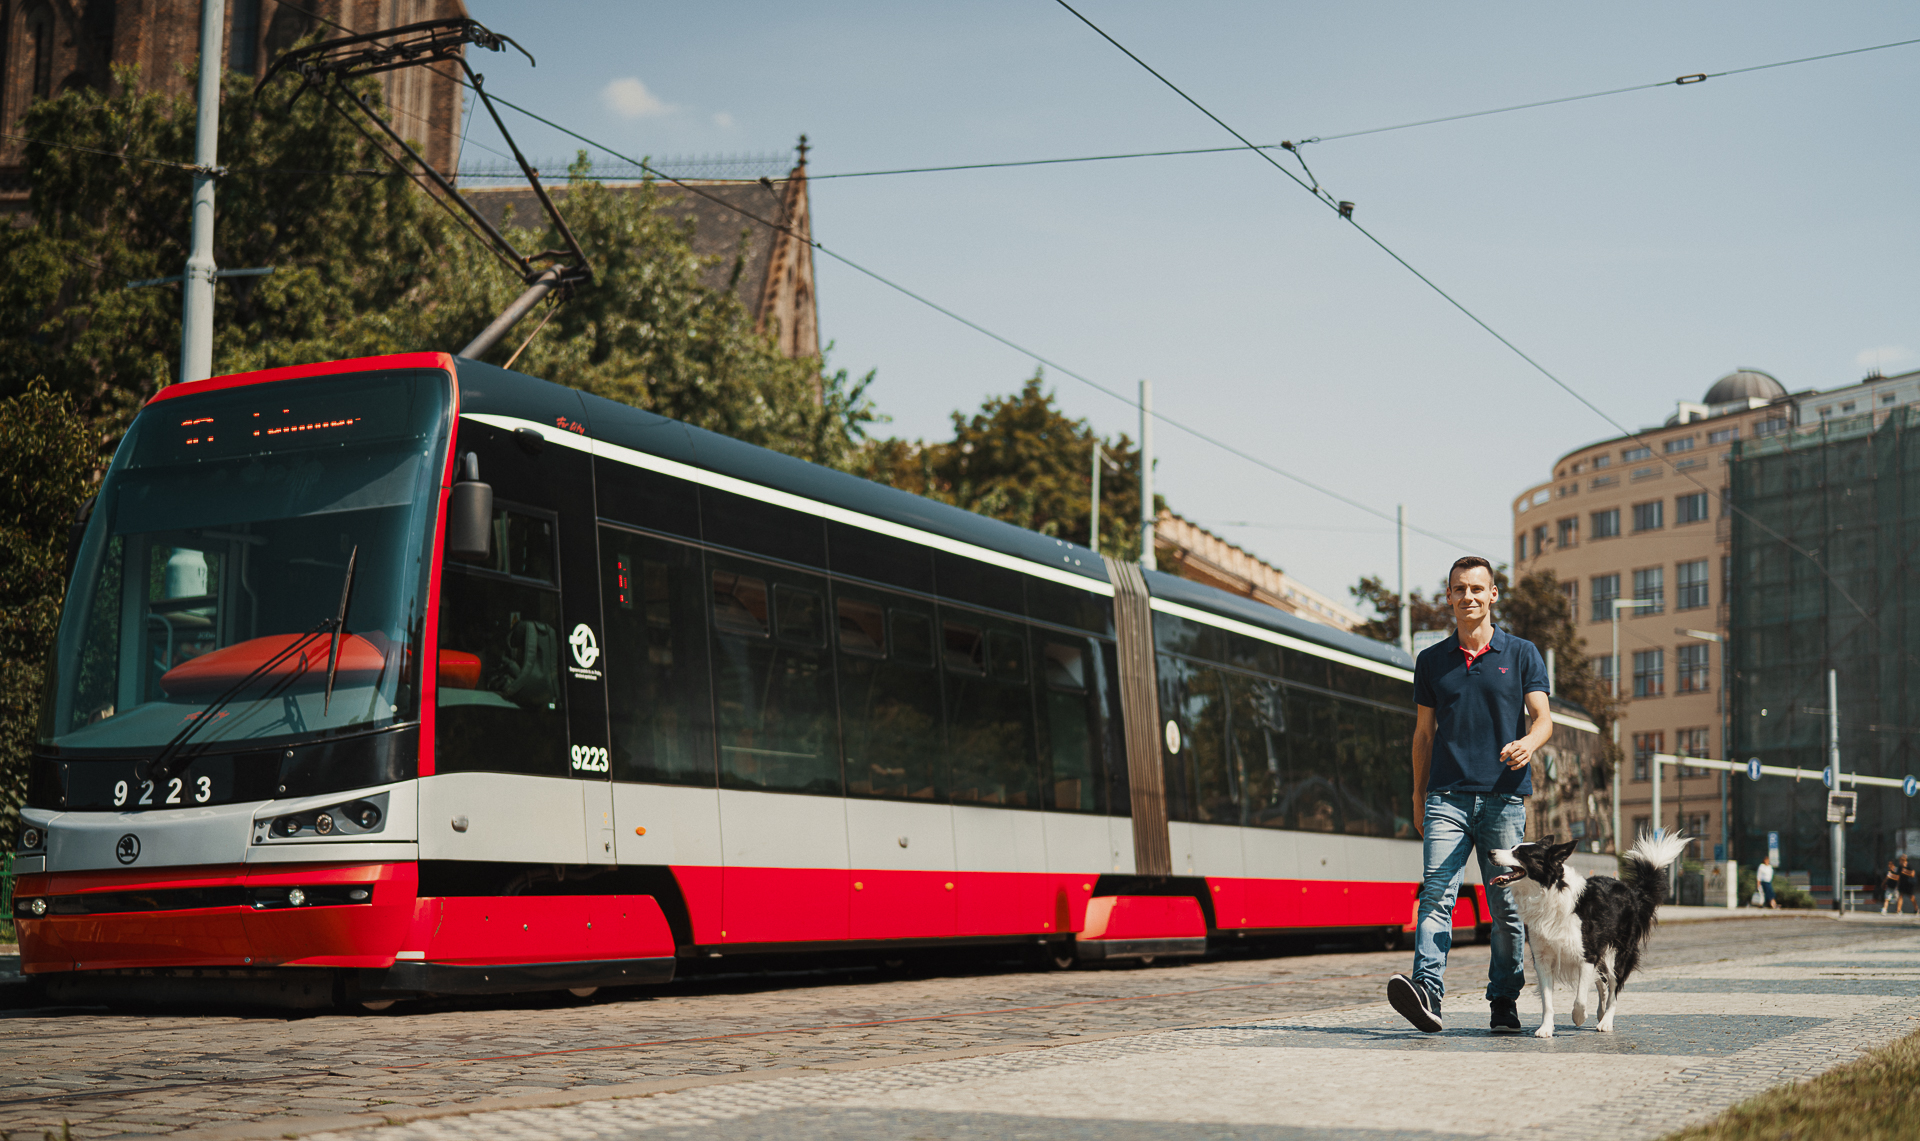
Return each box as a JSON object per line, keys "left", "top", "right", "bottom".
{"left": 1412, "top": 793, "right": 1425, "bottom": 837}
{"left": 1499, "top": 740, "right": 1533, "bottom": 770}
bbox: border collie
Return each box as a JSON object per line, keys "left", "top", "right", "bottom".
{"left": 1487, "top": 831, "right": 1689, "bottom": 1039}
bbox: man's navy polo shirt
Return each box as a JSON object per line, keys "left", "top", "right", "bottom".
{"left": 1413, "top": 627, "right": 1549, "bottom": 796}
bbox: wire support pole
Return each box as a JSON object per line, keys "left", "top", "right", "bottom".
{"left": 179, "top": 0, "right": 225, "bottom": 384}
{"left": 1398, "top": 505, "right": 1411, "bottom": 658}
{"left": 1090, "top": 442, "right": 1102, "bottom": 558}
{"left": 459, "top": 267, "right": 564, "bottom": 360}
{"left": 1831, "top": 667, "right": 1845, "bottom": 913}
{"left": 1140, "top": 379, "right": 1155, "bottom": 572}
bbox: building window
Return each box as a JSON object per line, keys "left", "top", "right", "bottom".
{"left": 1677, "top": 492, "right": 1709, "bottom": 524}
{"left": 28, "top": 4, "right": 55, "bottom": 99}
{"left": 1677, "top": 727, "right": 1711, "bottom": 775}
{"left": 1633, "top": 567, "right": 1665, "bottom": 613}
{"left": 1755, "top": 418, "right": 1789, "bottom": 437}
{"left": 1633, "top": 649, "right": 1665, "bottom": 698}
{"left": 1842, "top": 402, "right": 1856, "bottom": 414}
{"left": 1532, "top": 524, "right": 1549, "bottom": 557}
{"left": 1677, "top": 643, "right": 1711, "bottom": 692}
{"left": 1683, "top": 812, "right": 1711, "bottom": 855}
{"left": 1558, "top": 517, "right": 1579, "bottom": 548}
{"left": 1722, "top": 555, "right": 1732, "bottom": 594}
{"left": 230, "top": 0, "right": 263, "bottom": 73}
{"left": 1665, "top": 437, "right": 1695, "bottom": 454}
{"left": 1884, "top": 393, "right": 1898, "bottom": 406}
{"left": 1592, "top": 655, "right": 1616, "bottom": 693}
{"left": 1633, "top": 501, "right": 1664, "bottom": 532}
{"left": 1515, "top": 534, "right": 1527, "bottom": 565}
{"left": 1593, "top": 454, "right": 1611, "bottom": 468}
{"left": 1676, "top": 560, "right": 1709, "bottom": 610}
{"left": 1709, "top": 426, "right": 1739, "bottom": 444}
{"left": 1818, "top": 406, "right": 1832, "bottom": 419}
{"left": 1592, "top": 573, "right": 1620, "bottom": 622}
{"left": 1632, "top": 732, "right": 1663, "bottom": 780}
{"left": 1592, "top": 508, "right": 1620, "bottom": 539}
{"left": 1631, "top": 465, "right": 1659, "bottom": 481}
{"left": 1623, "top": 445, "right": 1652, "bottom": 462}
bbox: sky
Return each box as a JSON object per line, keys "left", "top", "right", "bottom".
{"left": 461, "top": 0, "right": 1918, "bottom": 608}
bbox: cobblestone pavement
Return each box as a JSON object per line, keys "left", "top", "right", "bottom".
{"left": 0, "top": 914, "right": 1911, "bottom": 1140}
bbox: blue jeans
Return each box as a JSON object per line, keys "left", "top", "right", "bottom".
{"left": 1411, "top": 791, "right": 1527, "bottom": 1010}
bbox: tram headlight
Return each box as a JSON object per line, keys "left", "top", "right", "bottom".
{"left": 286, "top": 888, "right": 307, "bottom": 907}
{"left": 17, "top": 827, "right": 42, "bottom": 852}
{"left": 346, "top": 802, "right": 381, "bottom": 830}
{"left": 28, "top": 898, "right": 47, "bottom": 917}
{"left": 274, "top": 816, "right": 302, "bottom": 837}
{"left": 314, "top": 813, "right": 335, "bottom": 836}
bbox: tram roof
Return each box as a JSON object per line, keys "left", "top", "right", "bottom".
{"left": 1143, "top": 566, "right": 1414, "bottom": 673}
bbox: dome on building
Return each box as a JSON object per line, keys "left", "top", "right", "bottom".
{"left": 1704, "top": 368, "right": 1786, "bottom": 405}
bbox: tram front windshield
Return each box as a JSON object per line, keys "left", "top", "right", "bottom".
{"left": 39, "top": 369, "right": 449, "bottom": 755}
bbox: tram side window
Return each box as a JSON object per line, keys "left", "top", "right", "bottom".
{"left": 600, "top": 529, "right": 714, "bottom": 786}
{"left": 1228, "top": 672, "right": 1289, "bottom": 828}
{"left": 944, "top": 613, "right": 1039, "bottom": 807}
{"left": 1282, "top": 687, "right": 1342, "bottom": 832}
{"left": 711, "top": 558, "right": 840, "bottom": 795}
{"left": 836, "top": 588, "right": 945, "bottom": 800}
{"left": 437, "top": 506, "right": 567, "bottom": 777}
{"left": 1380, "top": 707, "right": 1416, "bottom": 838}
{"left": 1038, "top": 637, "right": 1105, "bottom": 813}
{"left": 1160, "top": 656, "right": 1236, "bottom": 825}
{"left": 1336, "top": 701, "right": 1391, "bottom": 836}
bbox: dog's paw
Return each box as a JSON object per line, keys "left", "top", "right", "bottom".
{"left": 1570, "top": 1003, "right": 1587, "bottom": 1026}
{"left": 1533, "top": 1024, "right": 1554, "bottom": 1039}
{"left": 1595, "top": 1017, "right": 1614, "bottom": 1034}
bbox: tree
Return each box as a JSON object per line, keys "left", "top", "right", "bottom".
{"left": 1496, "top": 568, "right": 1622, "bottom": 737}
{"left": 1347, "top": 575, "right": 1454, "bottom": 644}
{"left": 860, "top": 373, "right": 1150, "bottom": 561}
{"left": 0, "top": 384, "right": 98, "bottom": 842}
{"left": 0, "top": 75, "right": 882, "bottom": 831}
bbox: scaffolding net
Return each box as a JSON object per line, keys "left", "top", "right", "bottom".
{"left": 1731, "top": 404, "right": 1920, "bottom": 897}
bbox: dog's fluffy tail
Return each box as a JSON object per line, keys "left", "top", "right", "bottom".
{"left": 1624, "top": 830, "right": 1689, "bottom": 920}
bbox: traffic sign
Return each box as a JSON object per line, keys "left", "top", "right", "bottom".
{"left": 1906, "top": 775, "right": 1919, "bottom": 798}
{"left": 1747, "top": 758, "right": 1763, "bottom": 782}
{"left": 1822, "top": 766, "right": 1835, "bottom": 790}
{"left": 1828, "top": 792, "right": 1858, "bottom": 824}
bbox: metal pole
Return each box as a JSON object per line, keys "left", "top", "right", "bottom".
{"left": 180, "top": 0, "right": 225, "bottom": 383}
{"left": 1397, "top": 505, "right": 1411, "bottom": 656}
{"left": 1090, "top": 443, "right": 1101, "bottom": 556}
{"left": 1653, "top": 752, "right": 1662, "bottom": 846}
{"left": 1830, "top": 667, "right": 1844, "bottom": 913}
{"left": 1613, "top": 603, "right": 1623, "bottom": 852}
{"left": 1139, "top": 379, "right": 1154, "bottom": 572}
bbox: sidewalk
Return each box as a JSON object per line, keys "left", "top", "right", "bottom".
{"left": 273, "top": 923, "right": 1920, "bottom": 1141}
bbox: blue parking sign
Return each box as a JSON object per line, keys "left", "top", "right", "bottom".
{"left": 1822, "top": 766, "right": 1835, "bottom": 789}
{"left": 1905, "top": 775, "right": 1918, "bottom": 798}
{"left": 1747, "top": 758, "right": 1762, "bottom": 782}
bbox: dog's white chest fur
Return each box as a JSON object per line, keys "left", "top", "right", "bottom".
{"left": 1514, "top": 869, "right": 1587, "bottom": 983}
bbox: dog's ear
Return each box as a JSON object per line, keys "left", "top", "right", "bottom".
{"left": 1550, "top": 839, "right": 1579, "bottom": 861}
{"left": 1536, "top": 835, "right": 1556, "bottom": 846}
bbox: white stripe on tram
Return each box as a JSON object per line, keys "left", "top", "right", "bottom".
{"left": 463, "top": 413, "right": 1111, "bottom": 596}
{"left": 1147, "top": 598, "right": 1414, "bottom": 684}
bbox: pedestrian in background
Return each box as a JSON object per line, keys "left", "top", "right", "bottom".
{"left": 1386, "top": 555, "right": 1552, "bottom": 1035}
{"left": 1883, "top": 859, "right": 1902, "bottom": 915}
{"left": 1901, "top": 856, "right": 1916, "bottom": 916}
{"left": 1758, "top": 857, "right": 1775, "bottom": 909}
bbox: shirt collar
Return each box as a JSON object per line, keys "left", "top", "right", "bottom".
{"left": 1454, "top": 626, "right": 1506, "bottom": 656}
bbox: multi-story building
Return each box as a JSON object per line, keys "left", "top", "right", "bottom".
{"left": 1510, "top": 369, "right": 1801, "bottom": 856}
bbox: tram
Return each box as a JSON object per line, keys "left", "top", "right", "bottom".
{"left": 13, "top": 351, "right": 1561, "bottom": 1006}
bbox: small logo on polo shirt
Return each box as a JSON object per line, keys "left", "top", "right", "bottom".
{"left": 1499, "top": 667, "right": 1509, "bottom": 673}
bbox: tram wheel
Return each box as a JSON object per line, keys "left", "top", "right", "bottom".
{"left": 1135, "top": 955, "right": 1157, "bottom": 967}
{"left": 358, "top": 998, "right": 398, "bottom": 1012}
{"left": 1380, "top": 927, "right": 1404, "bottom": 952}
{"left": 568, "top": 987, "right": 600, "bottom": 999}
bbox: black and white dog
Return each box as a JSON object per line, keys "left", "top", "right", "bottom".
{"left": 1487, "top": 831, "right": 1689, "bottom": 1039}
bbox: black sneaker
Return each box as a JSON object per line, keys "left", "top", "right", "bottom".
{"left": 1489, "top": 999, "right": 1521, "bottom": 1033}
{"left": 1388, "top": 974, "right": 1442, "bottom": 1032}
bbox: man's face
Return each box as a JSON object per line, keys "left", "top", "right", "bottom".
{"left": 1448, "top": 566, "right": 1498, "bottom": 624}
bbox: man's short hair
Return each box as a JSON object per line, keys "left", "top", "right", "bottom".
{"left": 1448, "top": 555, "right": 1495, "bottom": 585}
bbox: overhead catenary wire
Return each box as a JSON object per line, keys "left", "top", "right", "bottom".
{"left": 1050, "top": 0, "right": 1884, "bottom": 627}
{"left": 405, "top": 69, "right": 1480, "bottom": 554}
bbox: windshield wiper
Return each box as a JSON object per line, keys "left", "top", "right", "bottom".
{"left": 148, "top": 619, "right": 332, "bottom": 784}
{"left": 323, "top": 545, "right": 358, "bottom": 715}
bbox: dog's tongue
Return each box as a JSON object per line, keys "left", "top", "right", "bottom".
{"left": 1490, "top": 869, "right": 1525, "bottom": 886}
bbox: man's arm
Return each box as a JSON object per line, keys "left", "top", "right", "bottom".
{"left": 1497, "top": 690, "right": 1554, "bottom": 769}
{"left": 1412, "top": 704, "right": 1435, "bottom": 835}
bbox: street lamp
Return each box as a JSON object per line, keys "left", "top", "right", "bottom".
{"left": 1678, "top": 628, "right": 1728, "bottom": 864}
{"left": 1612, "top": 597, "right": 1659, "bottom": 852}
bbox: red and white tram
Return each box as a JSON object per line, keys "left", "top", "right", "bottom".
{"left": 13, "top": 352, "right": 1575, "bottom": 1006}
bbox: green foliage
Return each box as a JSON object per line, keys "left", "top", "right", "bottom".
{"left": 0, "top": 77, "right": 878, "bottom": 830}
{"left": 1347, "top": 574, "right": 1453, "bottom": 644}
{"left": 0, "top": 383, "right": 98, "bottom": 843}
{"left": 1498, "top": 568, "right": 1622, "bottom": 735}
{"left": 858, "top": 373, "right": 1146, "bottom": 560}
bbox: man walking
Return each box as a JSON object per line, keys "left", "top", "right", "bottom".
{"left": 1388, "top": 556, "right": 1552, "bottom": 1034}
